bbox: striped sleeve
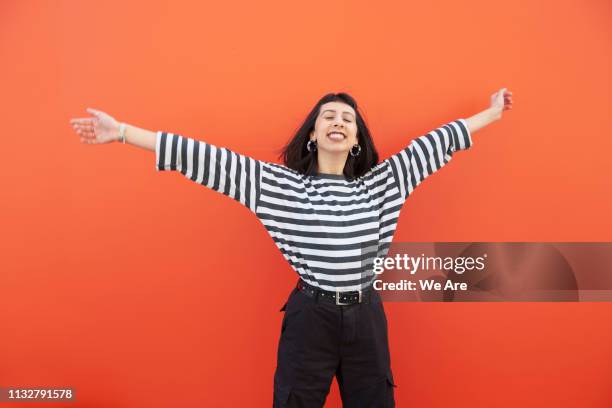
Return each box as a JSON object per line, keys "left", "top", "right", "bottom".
{"left": 155, "top": 131, "right": 261, "bottom": 214}
{"left": 385, "top": 119, "right": 472, "bottom": 200}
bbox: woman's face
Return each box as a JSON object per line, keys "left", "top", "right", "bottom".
{"left": 309, "top": 101, "right": 358, "bottom": 154}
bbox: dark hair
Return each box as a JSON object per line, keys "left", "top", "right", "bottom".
{"left": 278, "top": 92, "right": 379, "bottom": 180}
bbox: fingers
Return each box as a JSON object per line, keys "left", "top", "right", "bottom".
{"left": 70, "top": 111, "right": 102, "bottom": 144}
{"left": 70, "top": 121, "right": 97, "bottom": 144}
{"left": 500, "top": 88, "right": 514, "bottom": 110}
{"left": 495, "top": 88, "right": 514, "bottom": 97}
{"left": 79, "top": 135, "right": 93, "bottom": 144}
{"left": 70, "top": 121, "right": 95, "bottom": 135}
{"left": 74, "top": 131, "right": 95, "bottom": 140}
{"left": 71, "top": 121, "right": 94, "bottom": 130}
{"left": 490, "top": 88, "right": 514, "bottom": 113}
{"left": 78, "top": 134, "right": 97, "bottom": 144}
{"left": 70, "top": 117, "right": 95, "bottom": 125}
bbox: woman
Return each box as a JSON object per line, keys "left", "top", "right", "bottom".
{"left": 70, "top": 89, "right": 513, "bottom": 407}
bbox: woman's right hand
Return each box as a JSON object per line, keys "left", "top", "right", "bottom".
{"left": 70, "top": 108, "right": 120, "bottom": 144}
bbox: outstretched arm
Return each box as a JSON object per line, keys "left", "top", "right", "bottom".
{"left": 70, "top": 108, "right": 157, "bottom": 151}
{"left": 380, "top": 87, "right": 514, "bottom": 200}
{"left": 69, "top": 108, "right": 262, "bottom": 214}
{"left": 465, "top": 88, "right": 513, "bottom": 134}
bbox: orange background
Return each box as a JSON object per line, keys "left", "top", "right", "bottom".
{"left": 1, "top": 0, "right": 611, "bottom": 406}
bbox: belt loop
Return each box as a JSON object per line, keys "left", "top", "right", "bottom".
{"left": 314, "top": 289, "right": 320, "bottom": 303}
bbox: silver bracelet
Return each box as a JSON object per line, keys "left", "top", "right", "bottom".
{"left": 118, "top": 123, "right": 126, "bottom": 144}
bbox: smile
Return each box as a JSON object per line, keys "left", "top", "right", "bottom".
{"left": 327, "top": 132, "right": 346, "bottom": 141}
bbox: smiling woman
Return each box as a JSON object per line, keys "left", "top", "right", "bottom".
{"left": 280, "top": 93, "right": 380, "bottom": 180}
{"left": 311, "top": 103, "right": 360, "bottom": 173}
{"left": 69, "top": 88, "right": 513, "bottom": 407}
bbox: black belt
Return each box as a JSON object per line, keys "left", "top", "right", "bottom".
{"left": 296, "top": 279, "right": 374, "bottom": 305}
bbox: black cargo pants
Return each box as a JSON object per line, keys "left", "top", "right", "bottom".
{"left": 273, "top": 282, "right": 397, "bottom": 407}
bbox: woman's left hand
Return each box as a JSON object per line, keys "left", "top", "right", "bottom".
{"left": 490, "top": 88, "right": 514, "bottom": 118}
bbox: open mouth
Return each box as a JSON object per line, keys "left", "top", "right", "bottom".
{"left": 327, "top": 131, "right": 346, "bottom": 141}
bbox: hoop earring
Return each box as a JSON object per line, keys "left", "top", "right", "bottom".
{"left": 307, "top": 140, "right": 317, "bottom": 152}
{"left": 350, "top": 143, "right": 361, "bottom": 157}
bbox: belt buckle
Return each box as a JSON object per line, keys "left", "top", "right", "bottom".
{"left": 336, "top": 290, "right": 362, "bottom": 305}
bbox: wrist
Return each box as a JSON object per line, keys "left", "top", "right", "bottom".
{"left": 487, "top": 106, "right": 502, "bottom": 122}
{"left": 117, "top": 123, "right": 127, "bottom": 143}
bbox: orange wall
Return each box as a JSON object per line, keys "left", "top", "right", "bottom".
{"left": 0, "top": 0, "right": 611, "bottom": 407}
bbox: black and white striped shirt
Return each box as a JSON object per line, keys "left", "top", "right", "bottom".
{"left": 156, "top": 119, "right": 472, "bottom": 291}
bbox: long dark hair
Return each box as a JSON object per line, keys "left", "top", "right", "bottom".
{"left": 279, "top": 93, "right": 379, "bottom": 180}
